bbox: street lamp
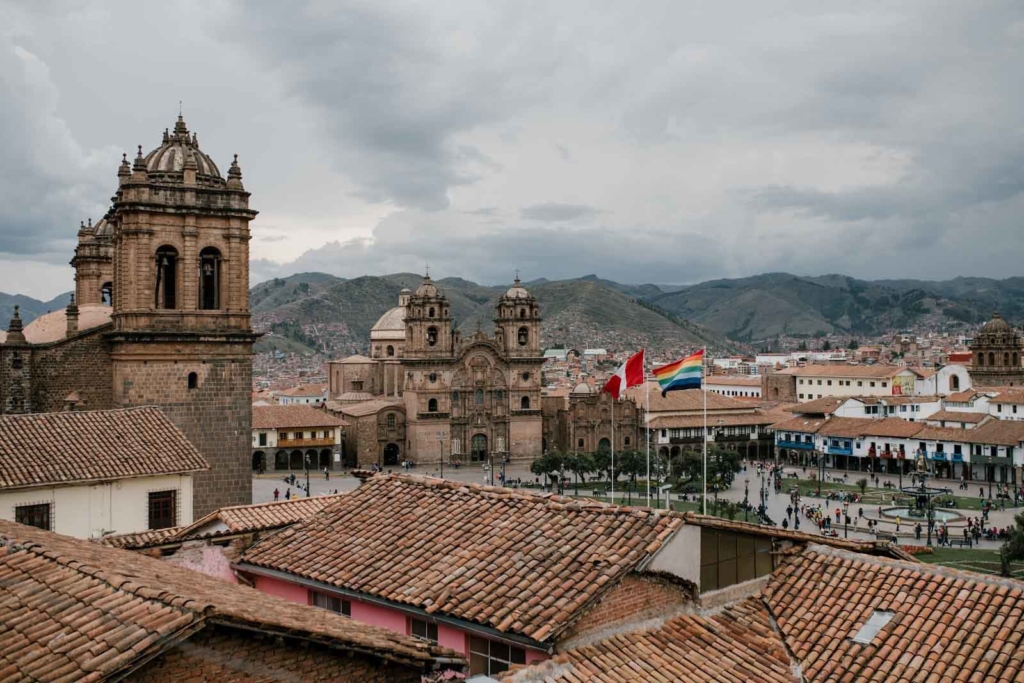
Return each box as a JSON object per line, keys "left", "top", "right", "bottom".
{"left": 842, "top": 500, "right": 849, "bottom": 538}
{"left": 743, "top": 478, "right": 750, "bottom": 523}
{"left": 304, "top": 452, "right": 311, "bottom": 498}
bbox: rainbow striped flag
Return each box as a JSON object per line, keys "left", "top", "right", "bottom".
{"left": 652, "top": 349, "right": 704, "bottom": 396}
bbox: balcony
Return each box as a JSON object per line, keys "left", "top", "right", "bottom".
{"left": 277, "top": 436, "right": 336, "bottom": 448}
{"left": 777, "top": 439, "right": 814, "bottom": 450}
{"left": 827, "top": 445, "right": 853, "bottom": 457}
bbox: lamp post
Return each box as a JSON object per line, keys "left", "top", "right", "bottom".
{"left": 743, "top": 478, "right": 750, "bottom": 523}
{"left": 436, "top": 429, "right": 447, "bottom": 479}
{"left": 842, "top": 500, "right": 849, "bottom": 538}
{"left": 304, "top": 452, "right": 311, "bottom": 498}
{"left": 818, "top": 447, "right": 825, "bottom": 497}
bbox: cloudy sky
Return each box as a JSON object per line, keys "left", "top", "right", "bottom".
{"left": 2, "top": 1, "right": 1023, "bottom": 299}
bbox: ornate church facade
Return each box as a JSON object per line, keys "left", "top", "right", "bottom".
{"left": 328, "top": 276, "right": 545, "bottom": 466}
{"left": 0, "top": 115, "right": 256, "bottom": 516}
{"left": 969, "top": 312, "right": 1024, "bottom": 387}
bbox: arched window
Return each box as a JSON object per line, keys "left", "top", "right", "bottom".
{"left": 950, "top": 375, "right": 960, "bottom": 392}
{"left": 497, "top": 390, "right": 504, "bottom": 402}
{"left": 519, "top": 308, "right": 526, "bottom": 318}
{"left": 598, "top": 438, "right": 611, "bottom": 453}
{"left": 101, "top": 281, "right": 112, "bottom": 306}
{"left": 187, "top": 372, "right": 198, "bottom": 390}
{"left": 155, "top": 246, "right": 178, "bottom": 309}
{"left": 452, "top": 391, "right": 460, "bottom": 403}
{"left": 1014, "top": 353, "right": 1020, "bottom": 367}
{"left": 624, "top": 436, "right": 631, "bottom": 446}
{"left": 978, "top": 353, "right": 985, "bottom": 367}
{"left": 427, "top": 327, "right": 438, "bottom": 347}
{"left": 429, "top": 372, "right": 437, "bottom": 383}
{"left": 517, "top": 327, "right": 528, "bottom": 347}
{"left": 428, "top": 398, "right": 438, "bottom": 412}
{"left": 199, "top": 247, "right": 221, "bottom": 310}
{"left": 521, "top": 396, "right": 530, "bottom": 410}
{"left": 989, "top": 352, "right": 996, "bottom": 366}
{"left": 387, "top": 413, "right": 396, "bottom": 430}
{"left": 387, "top": 345, "right": 395, "bottom": 357}
{"left": 1005, "top": 352, "right": 1011, "bottom": 366}
{"left": 475, "top": 388, "right": 484, "bottom": 405}
{"left": 578, "top": 438, "right": 585, "bottom": 448}
{"left": 429, "top": 307, "right": 435, "bottom": 318}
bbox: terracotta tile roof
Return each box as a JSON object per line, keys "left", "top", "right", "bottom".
{"left": 334, "top": 398, "right": 404, "bottom": 417}
{"left": 499, "top": 597, "right": 797, "bottom": 683}
{"left": 969, "top": 419, "right": 1024, "bottom": 447}
{"left": 945, "top": 389, "right": 982, "bottom": 403}
{"left": 0, "top": 407, "right": 208, "bottom": 491}
{"left": 239, "top": 474, "right": 682, "bottom": 643}
{"left": 925, "top": 410, "right": 988, "bottom": 424}
{"left": 771, "top": 415, "right": 827, "bottom": 433}
{"left": 793, "top": 396, "right": 847, "bottom": 414}
{"left": 0, "top": 519, "right": 462, "bottom": 679}
{"left": 854, "top": 417, "right": 927, "bottom": 439}
{"left": 763, "top": 544, "right": 1024, "bottom": 682}
{"left": 817, "top": 417, "right": 876, "bottom": 438}
{"left": 252, "top": 404, "right": 347, "bottom": 429}
{"left": 275, "top": 383, "right": 328, "bottom": 396}
{"left": 994, "top": 391, "right": 1024, "bottom": 405}
{"left": 101, "top": 494, "right": 349, "bottom": 549}
{"left": 914, "top": 425, "right": 974, "bottom": 443}
{"left": 647, "top": 411, "right": 775, "bottom": 430}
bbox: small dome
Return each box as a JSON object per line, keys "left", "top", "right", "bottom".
{"left": 981, "top": 312, "right": 1012, "bottom": 335}
{"left": 143, "top": 115, "right": 224, "bottom": 186}
{"left": 414, "top": 274, "right": 441, "bottom": 298}
{"left": 22, "top": 304, "right": 112, "bottom": 343}
{"left": 503, "top": 276, "right": 532, "bottom": 300}
{"left": 93, "top": 217, "right": 113, "bottom": 238}
{"left": 571, "top": 382, "right": 594, "bottom": 395}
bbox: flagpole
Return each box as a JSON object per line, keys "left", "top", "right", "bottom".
{"left": 645, "top": 351, "right": 650, "bottom": 508}
{"left": 702, "top": 346, "right": 707, "bottom": 515}
{"left": 611, "top": 396, "right": 615, "bottom": 504}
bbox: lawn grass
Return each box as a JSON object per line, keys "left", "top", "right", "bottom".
{"left": 793, "top": 480, "right": 1006, "bottom": 512}
{"left": 917, "top": 547, "right": 1024, "bottom": 578}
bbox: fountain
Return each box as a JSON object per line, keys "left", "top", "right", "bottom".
{"left": 897, "top": 451, "right": 952, "bottom": 547}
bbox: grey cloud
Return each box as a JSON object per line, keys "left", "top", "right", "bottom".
{"left": 521, "top": 203, "right": 603, "bottom": 222}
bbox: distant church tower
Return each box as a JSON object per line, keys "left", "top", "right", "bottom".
{"left": 105, "top": 115, "right": 258, "bottom": 515}
{"left": 970, "top": 312, "right": 1024, "bottom": 387}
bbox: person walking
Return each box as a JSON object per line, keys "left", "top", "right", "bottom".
{"left": 273, "top": 488, "right": 280, "bottom": 502}
{"left": 324, "top": 466, "right": 330, "bottom": 481}
{"left": 895, "top": 515, "right": 901, "bottom": 533}
{"left": 285, "top": 488, "right": 291, "bottom": 500}
{"left": 787, "top": 505, "right": 793, "bottom": 520}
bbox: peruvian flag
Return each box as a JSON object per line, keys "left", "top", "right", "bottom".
{"left": 602, "top": 349, "right": 645, "bottom": 400}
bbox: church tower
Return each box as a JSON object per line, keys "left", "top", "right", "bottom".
{"left": 495, "top": 276, "right": 541, "bottom": 358}
{"left": 404, "top": 275, "right": 452, "bottom": 359}
{"left": 106, "top": 114, "right": 258, "bottom": 515}
{"left": 970, "top": 312, "right": 1024, "bottom": 387}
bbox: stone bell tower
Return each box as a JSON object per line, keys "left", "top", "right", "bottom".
{"left": 106, "top": 114, "right": 258, "bottom": 516}
{"left": 404, "top": 275, "right": 453, "bottom": 359}
{"left": 495, "top": 276, "right": 542, "bottom": 358}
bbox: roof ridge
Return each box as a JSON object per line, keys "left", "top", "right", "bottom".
{"left": 804, "top": 543, "right": 1024, "bottom": 591}
{"left": 219, "top": 492, "right": 346, "bottom": 514}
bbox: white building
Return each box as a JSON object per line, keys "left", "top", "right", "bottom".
{"left": 0, "top": 407, "right": 207, "bottom": 539}
{"left": 251, "top": 405, "right": 347, "bottom": 472}
{"left": 274, "top": 383, "right": 329, "bottom": 406}
{"left": 991, "top": 392, "right": 1024, "bottom": 422}
{"left": 705, "top": 375, "right": 762, "bottom": 398}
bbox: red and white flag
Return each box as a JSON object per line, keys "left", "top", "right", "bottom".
{"left": 602, "top": 349, "right": 645, "bottom": 400}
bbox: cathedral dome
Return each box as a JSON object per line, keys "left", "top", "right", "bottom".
{"left": 22, "top": 304, "right": 112, "bottom": 343}
{"left": 93, "top": 217, "right": 113, "bottom": 238}
{"left": 370, "top": 307, "right": 406, "bottom": 341}
{"left": 981, "top": 312, "right": 1012, "bottom": 335}
{"left": 504, "top": 278, "right": 531, "bottom": 299}
{"left": 571, "top": 382, "right": 595, "bottom": 395}
{"left": 143, "top": 115, "right": 224, "bottom": 186}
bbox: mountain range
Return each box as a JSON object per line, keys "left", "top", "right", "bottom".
{"left": 4, "top": 273, "right": 1019, "bottom": 357}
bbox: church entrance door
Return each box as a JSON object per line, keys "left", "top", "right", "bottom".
{"left": 383, "top": 443, "right": 400, "bottom": 466}
{"left": 471, "top": 434, "right": 488, "bottom": 462}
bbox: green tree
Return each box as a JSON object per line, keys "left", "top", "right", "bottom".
{"left": 530, "top": 452, "right": 565, "bottom": 491}
{"left": 617, "top": 451, "right": 645, "bottom": 504}
{"left": 564, "top": 452, "right": 595, "bottom": 496}
{"left": 592, "top": 449, "right": 612, "bottom": 483}
{"left": 798, "top": 340, "right": 808, "bottom": 351}
{"left": 823, "top": 340, "right": 832, "bottom": 351}
{"left": 856, "top": 477, "right": 868, "bottom": 497}
{"left": 848, "top": 338, "right": 860, "bottom": 350}
{"left": 999, "top": 511, "right": 1024, "bottom": 577}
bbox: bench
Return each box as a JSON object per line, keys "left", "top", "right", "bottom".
{"left": 948, "top": 538, "right": 972, "bottom": 548}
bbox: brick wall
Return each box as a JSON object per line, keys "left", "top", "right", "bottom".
{"left": 559, "top": 573, "right": 694, "bottom": 647}
{"left": 0, "top": 343, "right": 32, "bottom": 414}
{"left": 131, "top": 624, "right": 425, "bottom": 682}
{"left": 113, "top": 343, "right": 253, "bottom": 517}
{"left": 762, "top": 373, "right": 796, "bottom": 402}
{"left": 29, "top": 328, "right": 114, "bottom": 413}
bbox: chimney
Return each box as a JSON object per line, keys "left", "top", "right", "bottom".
{"left": 66, "top": 294, "right": 79, "bottom": 335}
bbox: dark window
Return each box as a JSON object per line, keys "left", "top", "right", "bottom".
{"left": 11, "top": 352, "right": 21, "bottom": 370}
{"left": 259, "top": 432, "right": 267, "bottom": 446}
{"left": 155, "top": 246, "right": 178, "bottom": 309}
{"left": 475, "top": 388, "right": 484, "bottom": 405}
{"left": 519, "top": 308, "right": 526, "bottom": 318}
{"left": 387, "top": 345, "right": 395, "bottom": 357}
{"left": 520, "top": 396, "right": 530, "bottom": 410}
{"left": 410, "top": 618, "right": 438, "bottom": 643}
{"left": 311, "top": 591, "right": 351, "bottom": 616}
{"left": 199, "top": 247, "right": 221, "bottom": 310}
{"left": 387, "top": 413, "right": 396, "bottom": 430}
{"left": 101, "top": 281, "right": 113, "bottom": 305}
{"left": 469, "top": 636, "right": 526, "bottom": 676}
{"left": 522, "top": 371, "right": 530, "bottom": 381}
{"left": 429, "top": 307, "right": 435, "bottom": 317}
{"left": 977, "top": 353, "right": 984, "bottom": 366}
{"left": 517, "top": 327, "right": 528, "bottom": 347}
{"left": 428, "top": 398, "right": 438, "bottom": 412}
{"left": 427, "top": 327, "right": 438, "bottom": 347}
{"left": 624, "top": 436, "right": 631, "bottom": 446}
{"left": 452, "top": 391, "right": 460, "bottom": 403}
{"left": 15, "top": 503, "right": 51, "bottom": 531}
{"left": 989, "top": 352, "right": 995, "bottom": 366}
{"left": 699, "top": 529, "right": 772, "bottom": 593}
{"left": 429, "top": 372, "right": 437, "bottom": 383}
{"left": 187, "top": 372, "right": 198, "bottom": 390}
{"left": 497, "top": 390, "right": 504, "bottom": 402}
{"left": 148, "top": 490, "right": 177, "bottom": 530}
{"left": 578, "top": 438, "right": 585, "bottom": 448}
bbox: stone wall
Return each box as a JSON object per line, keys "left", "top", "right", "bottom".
{"left": 0, "top": 343, "right": 32, "bottom": 414}
{"left": 761, "top": 372, "right": 797, "bottom": 402}
{"left": 112, "top": 340, "right": 252, "bottom": 517}
{"left": 29, "top": 327, "right": 114, "bottom": 413}
{"left": 132, "top": 624, "right": 425, "bottom": 682}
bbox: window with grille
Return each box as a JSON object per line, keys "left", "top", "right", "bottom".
{"left": 311, "top": 591, "right": 351, "bottom": 616}
{"left": 469, "top": 636, "right": 526, "bottom": 676}
{"left": 15, "top": 503, "right": 51, "bottom": 531}
{"left": 148, "top": 490, "right": 177, "bottom": 530}
{"left": 410, "top": 618, "right": 438, "bottom": 643}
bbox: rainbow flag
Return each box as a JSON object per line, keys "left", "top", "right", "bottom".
{"left": 652, "top": 349, "right": 704, "bottom": 396}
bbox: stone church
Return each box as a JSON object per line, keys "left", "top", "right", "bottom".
{"left": 969, "top": 312, "right": 1024, "bottom": 387}
{"left": 328, "top": 276, "right": 545, "bottom": 467}
{"left": 0, "top": 114, "right": 256, "bottom": 516}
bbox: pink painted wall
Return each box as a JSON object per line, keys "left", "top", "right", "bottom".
{"left": 350, "top": 598, "right": 408, "bottom": 634}
{"left": 437, "top": 623, "right": 466, "bottom": 654}
{"left": 254, "top": 575, "right": 308, "bottom": 604}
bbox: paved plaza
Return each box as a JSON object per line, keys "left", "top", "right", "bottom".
{"left": 253, "top": 459, "right": 1020, "bottom": 550}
